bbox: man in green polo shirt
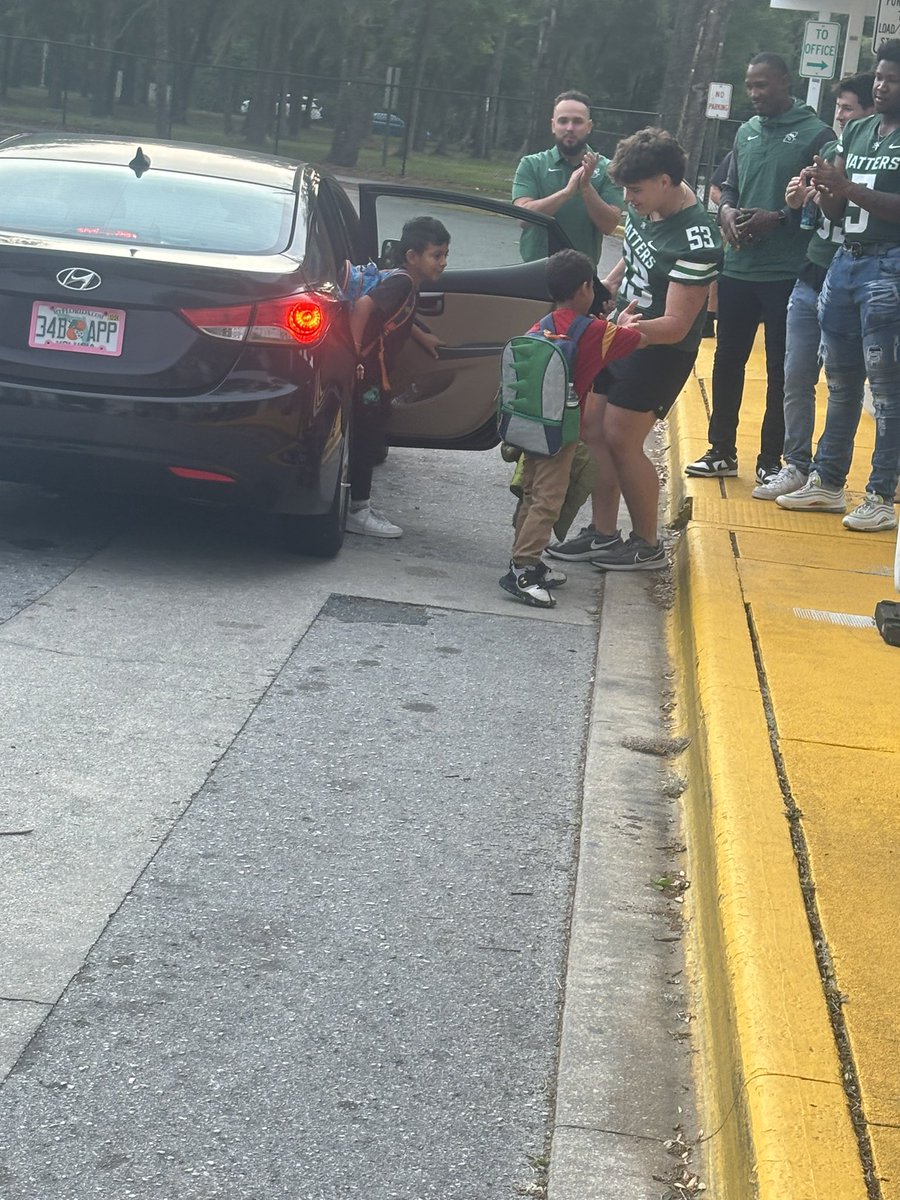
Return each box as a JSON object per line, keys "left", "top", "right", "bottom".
{"left": 512, "top": 90, "right": 623, "bottom": 264}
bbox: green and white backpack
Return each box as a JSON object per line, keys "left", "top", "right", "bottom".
{"left": 497, "top": 313, "right": 591, "bottom": 457}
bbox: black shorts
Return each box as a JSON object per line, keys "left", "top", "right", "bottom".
{"left": 593, "top": 344, "right": 697, "bottom": 419}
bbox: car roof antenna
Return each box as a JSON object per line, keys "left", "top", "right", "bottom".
{"left": 129, "top": 147, "right": 151, "bottom": 178}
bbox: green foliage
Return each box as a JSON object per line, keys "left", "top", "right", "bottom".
{"left": 0, "top": 0, "right": 846, "bottom": 162}
{"left": 717, "top": 0, "right": 809, "bottom": 117}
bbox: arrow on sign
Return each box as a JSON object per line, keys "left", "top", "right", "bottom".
{"left": 807, "top": 60, "right": 829, "bottom": 70}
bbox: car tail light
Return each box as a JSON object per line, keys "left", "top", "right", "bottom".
{"left": 180, "top": 294, "right": 332, "bottom": 347}
{"left": 250, "top": 295, "right": 330, "bottom": 345}
{"left": 179, "top": 305, "right": 253, "bottom": 341}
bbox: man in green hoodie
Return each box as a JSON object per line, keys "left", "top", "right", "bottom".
{"left": 686, "top": 54, "right": 832, "bottom": 484}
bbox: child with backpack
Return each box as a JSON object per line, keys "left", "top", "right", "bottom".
{"left": 499, "top": 248, "right": 645, "bottom": 608}
{"left": 346, "top": 216, "right": 450, "bottom": 538}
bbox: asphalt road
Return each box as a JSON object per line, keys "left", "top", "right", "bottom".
{"left": 0, "top": 425, "right": 693, "bottom": 1199}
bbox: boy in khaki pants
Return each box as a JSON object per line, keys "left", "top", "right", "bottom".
{"left": 501, "top": 250, "right": 644, "bottom": 608}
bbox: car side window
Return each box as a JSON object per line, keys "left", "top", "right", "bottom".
{"left": 303, "top": 204, "right": 337, "bottom": 282}
{"left": 368, "top": 195, "right": 552, "bottom": 270}
{"left": 318, "top": 179, "right": 364, "bottom": 265}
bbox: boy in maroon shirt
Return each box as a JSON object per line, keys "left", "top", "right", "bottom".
{"left": 501, "top": 249, "right": 644, "bottom": 608}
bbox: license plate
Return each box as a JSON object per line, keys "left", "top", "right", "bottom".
{"left": 29, "top": 301, "right": 125, "bottom": 357}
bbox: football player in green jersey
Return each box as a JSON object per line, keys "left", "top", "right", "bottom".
{"left": 777, "top": 40, "right": 900, "bottom": 532}
{"left": 753, "top": 72, "right": 874, "bottom": 503}
{"left": 579, "top": 128, "right": 722, "bottom": 570}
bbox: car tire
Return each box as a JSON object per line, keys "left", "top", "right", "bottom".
{"left": 279, "top": 438, "right": 349, "bottom": 558}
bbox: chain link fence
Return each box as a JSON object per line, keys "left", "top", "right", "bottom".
{"left": 0, "top": 34, "right": 660, "bottom": 178}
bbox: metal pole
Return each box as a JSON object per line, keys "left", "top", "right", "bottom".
{"left": 841, "top": 3, "right": 866, "bottom": 75}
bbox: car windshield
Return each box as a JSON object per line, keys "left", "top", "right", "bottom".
{"left": 0, "top": 159, "right": 299, "bottom": 254}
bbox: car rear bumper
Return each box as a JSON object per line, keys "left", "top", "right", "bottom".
{"left": 0, "top": 376, "right": 348, "bottom": 517}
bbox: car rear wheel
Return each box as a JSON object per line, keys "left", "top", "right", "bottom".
{"left": 279, "top": 440, "right": 350, "bottom": 558}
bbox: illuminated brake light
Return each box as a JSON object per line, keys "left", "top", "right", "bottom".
{"left": 168, "top": 467, "right": 236, "bottom": 483}
{"left": 250, "top": 295, "right": 331, "bottom": 346}
{"left": 180, "top": 294, "right": 331, "bottom": 347}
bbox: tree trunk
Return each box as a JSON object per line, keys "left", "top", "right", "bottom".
{"left": 405, "top": 3, "right": 434, "bottom": 156}
{"left": 473, "top": 24, "right": 508, "bottom": 160}
{"left": 244, "top": 0, "right": 290, "bottom": 147}
{"left": 325, "top": 5, "right": 373, "bottom": 169}
{"left": 171, "top": 0, "right": 218, "bottom": 124}
{"left": 520, "top": 0, "right": 561, "bottom": 157}
{"left": 154, "top": 0, "right": 171, "bottom": 135}
{"left": 658, "top": 0, "right": 737, "bottom": 179}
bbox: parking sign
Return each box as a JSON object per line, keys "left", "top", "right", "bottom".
{"left": 706, "top": 83, "right": 733, "bottom": 120}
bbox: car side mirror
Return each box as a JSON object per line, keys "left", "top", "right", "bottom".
{"left": 379, "top": 238, "right": 400, "bottom": 269}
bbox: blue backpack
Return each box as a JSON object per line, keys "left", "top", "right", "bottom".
{"left": 339, "top": 261, "right": 418, "bottom": 390}
{"left": 497, "top": 313, "right": 592, "bottom": 456}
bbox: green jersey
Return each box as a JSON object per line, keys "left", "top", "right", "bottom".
{"left": 512, "top": 145, "right": 623, "bottom": 264}
{"left": 614, "top": 199, "right": 723, "bottom": 352}
{"left": 837, "top": 113, "right": 900, "bottom": 245}
{"left": 806, "top": 139, "right": 843, "bottom": 270}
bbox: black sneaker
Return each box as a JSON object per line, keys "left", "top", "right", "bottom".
{"left": 545, "top": 524, "right": 623, "bottom": 561}
{"left": 499, "top": 562, "right": 555, "bottom": 607}
{"left": 591, "top": 535, "right": 667, "bottom": 572}
{"left": 701, "top": 313, "right": 716, "bottom": 338}
{"left": 755, "top": 459, "right": 782, "bottom": 485}
{"left": 685, "top": 449, "right": 738, "bottom": 478}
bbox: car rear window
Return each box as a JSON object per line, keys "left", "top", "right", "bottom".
{"left": 0, "top": 160, "right": 300, "bottom": 254}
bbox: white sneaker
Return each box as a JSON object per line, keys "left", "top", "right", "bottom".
{"left": 842, "top": 494, "right": 898, "bottom": 532}
{"left": 752, "top": 463, "right": 808, "bottom": 501}
{"left": 345, "top": 502, "right": 402, "bottom": 538}
{"left": 775, "top": 470, "right": 846, "bottom": 512}
{"left": 539, "top": 562, "right": 568, "bottom": 588}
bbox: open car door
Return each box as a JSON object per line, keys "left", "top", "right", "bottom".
{"left": 356, "top": 184, "right": 573, "bottom": 451}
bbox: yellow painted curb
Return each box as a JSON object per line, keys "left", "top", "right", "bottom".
{"left": 670, "top": 524, "right": 868, "bottom": 1200}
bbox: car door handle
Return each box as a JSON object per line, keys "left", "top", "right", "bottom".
{"left": 432, "top": 344, "right": 501, "bottom": 358}
{"left": 416, "top": 293, "right": 444, "bottom": 317}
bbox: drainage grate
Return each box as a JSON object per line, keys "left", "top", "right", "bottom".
{"left": 793, "top": 607, "right": 876, "bottom": 628}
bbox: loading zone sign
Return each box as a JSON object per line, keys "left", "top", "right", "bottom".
{"left": 875, "top": 0, "right": 900, "bottom": 46}
{"left": 800, "top": 20, "right": 840, "bottom": 79}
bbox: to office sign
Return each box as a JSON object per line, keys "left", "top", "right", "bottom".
{"left": 799, "top": 20, "right": 840, "bottom": 79}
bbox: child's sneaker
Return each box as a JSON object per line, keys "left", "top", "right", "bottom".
{"left": 499, "top": 562, "right": 555, "bottom": 607}
{"left": 545, "top": 525, "right": 622, "bottom": 561}
{"left": 539, "top": 562, "right": 568, "bottom": 587}
{"left": 842, "top": 493, "right": 898, "bottom": 531}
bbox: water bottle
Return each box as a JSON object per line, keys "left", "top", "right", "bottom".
{"left": 800, "top": 200, "right": 818, "bottom": 231}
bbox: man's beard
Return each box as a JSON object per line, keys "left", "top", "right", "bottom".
{"left": 555, "top": 134, "right": 589, "bottom": 159}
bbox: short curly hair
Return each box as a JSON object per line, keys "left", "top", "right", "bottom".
{"left": 875, "top": 38, "right": 900, "bottom": 67}
{"left": 609, "top": 127, "right": 686, "bottom": 187}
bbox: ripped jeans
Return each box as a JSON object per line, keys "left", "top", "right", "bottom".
{"left": 814, "top": 244, "right": 900, "bottom": 498}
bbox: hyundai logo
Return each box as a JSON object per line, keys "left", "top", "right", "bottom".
{"left": 56, "top": 268, "right": 102, "bottom": 292}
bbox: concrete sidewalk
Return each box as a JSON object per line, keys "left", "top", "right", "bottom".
{"left": 669, "top": 338, "right": 900, "bottom": 1200}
